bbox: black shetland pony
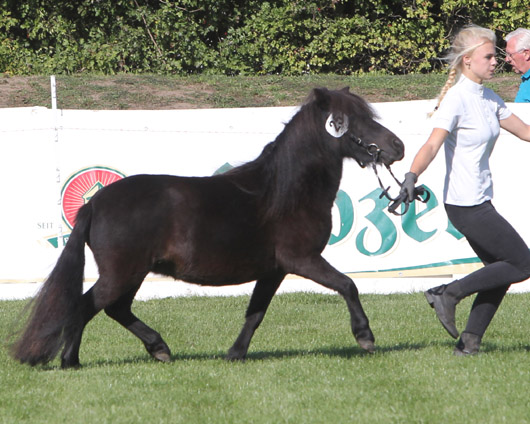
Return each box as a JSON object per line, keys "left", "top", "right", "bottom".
{"left": 12, "top": 87, "right": 404, "bottom": 368}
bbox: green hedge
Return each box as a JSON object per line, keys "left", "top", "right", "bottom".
{"left": 1, "top": 0, "right": 529, "bottom": 75}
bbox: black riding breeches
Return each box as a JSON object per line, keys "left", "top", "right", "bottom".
{"left": 445, "top": 201, "right": 530, "bottom": 336}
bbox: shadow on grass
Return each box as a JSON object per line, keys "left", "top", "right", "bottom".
{"left": 33, "top": 340, "right": 530, "bottom": 370}
{"left": 480, "top": 342, "right": 530, "bottom": 354}
{"left": 76, "top": 341, "right": 438, "bottom": 368}
{"left": 244, "top": 342, "right": 430, "bottom": 360}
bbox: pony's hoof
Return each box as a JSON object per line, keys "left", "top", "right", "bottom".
{"left": 226, "top": 349, "right": 246, "bottom": 361}
{"left": 153, "top": 351, "right": 171, "bottom": 363}
{"left": 61, "top": 360, "right": 82, "bottom": 369}
{"left": 357, "top": 339, "right": 375, "bottom": 354}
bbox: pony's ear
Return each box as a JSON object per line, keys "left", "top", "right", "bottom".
{"left": 312, "top": 87, "right": 331, "bottom": 110}
{"left": 340, "top": 86, "right": 350, "bottom": 94}
{"left": 325, "top": 112, "right": 349, "bottom": 138}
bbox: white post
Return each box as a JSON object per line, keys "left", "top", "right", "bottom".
{"left": 50, "top": 75, "right": 57, "bottom": 110}
{"left": 51, "top": 75, "right": 64, "bottom": 250}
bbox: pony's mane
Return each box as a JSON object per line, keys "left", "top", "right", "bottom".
{"left": 224, "top": 88, "right": 374, "bottom": 221}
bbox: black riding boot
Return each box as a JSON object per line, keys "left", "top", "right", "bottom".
{"left": 424, "top": 282, "right": 463, "bottom": 339}
{"left": 454, "top": 332, "right": 482, "bottom": 356}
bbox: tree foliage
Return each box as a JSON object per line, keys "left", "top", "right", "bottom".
{"left": 1, "top": 0, "right": 529, "bottom": 75}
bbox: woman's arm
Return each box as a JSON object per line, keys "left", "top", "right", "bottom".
{"left": 500, "top": 114, "right": 530, "bottom": 142}
{"left": 410, "top": 127, "right": 448, "bottom": 177}
{"left": 400, "top": 127, "right": 448, "bottom": 201}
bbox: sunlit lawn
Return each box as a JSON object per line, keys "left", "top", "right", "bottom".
{"left": 2, "top": 292, "right": 530, "bottom": 423}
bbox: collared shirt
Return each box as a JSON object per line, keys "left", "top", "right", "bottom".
{"left": 432, "top": 75, "right": 512, "bottom": 206}
{"left": 515, "top": 69, "right": 530, "bottom": 103}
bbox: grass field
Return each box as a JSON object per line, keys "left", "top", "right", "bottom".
{"left": 2, "top": 292, "right": 530, "bottom": 423}
{"left": 0, "top": 73, "right": 520, "bottom": 109}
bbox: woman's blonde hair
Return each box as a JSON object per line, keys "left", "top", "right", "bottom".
{"left": 430, "top": 25, "right": 496, "bottom": 116}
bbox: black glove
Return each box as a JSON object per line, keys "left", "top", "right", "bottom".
{"left": 400, "top": 172, "right": 418, "bottom": 202}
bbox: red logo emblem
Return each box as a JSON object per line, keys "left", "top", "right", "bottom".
{"left": 61, "top": 167, "right": 125, "bottom": 229}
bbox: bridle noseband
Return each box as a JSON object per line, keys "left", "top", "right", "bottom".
{"left": 350, "top": 132, "right": 429, "bottom": 216}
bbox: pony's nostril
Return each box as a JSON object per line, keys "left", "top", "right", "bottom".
{"left": 393, "top": 138, "right": 405, "bottom": 158}
{"left": 393, "top": 138, "right": 404, "bottom": 149}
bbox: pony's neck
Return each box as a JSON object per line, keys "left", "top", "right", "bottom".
{"left": 264, "top": 121, "right": 344, "bottom": 218}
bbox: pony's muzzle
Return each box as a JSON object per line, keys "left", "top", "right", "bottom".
{"left": 380, "top": 137, "right": 404, "bottom": 165}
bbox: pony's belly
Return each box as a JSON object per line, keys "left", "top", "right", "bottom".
{"left": 152, "top": 251, "right": 274, "bottom": 286}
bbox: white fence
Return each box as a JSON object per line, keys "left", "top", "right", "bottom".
{"left": 2, "top": 98, "right": 530, "bottom": 296}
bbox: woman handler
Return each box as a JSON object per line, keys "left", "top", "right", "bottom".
{"left": 401, "top": 25, "right": 530, "bottom": 355}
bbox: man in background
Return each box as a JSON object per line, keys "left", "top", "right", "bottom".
{"left": 505, "top": 28, "right": 530, "bottom": 102}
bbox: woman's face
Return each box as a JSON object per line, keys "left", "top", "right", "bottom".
{"left": 463, "top": 41, "right": 497, "bottom": 83}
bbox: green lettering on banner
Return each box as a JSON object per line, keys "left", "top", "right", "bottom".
{"left": 328, "top": 190, "right": 354, "bottom": 245}
{"left": 47, "top": 234, "right": 70, "bottom": 248}
{"left": 446, "top": 219, "right": 464, "bottom": 240}
{"left": 210, "top": 162, "right": 465, "bottom": 256}
{"left": 356, "top": 189, "right": 397, "bottom": 256}
{"left": 214, "top": 162, "right": 234, "bottom": 175}
{"left": 401, "top": 185, "right": 437, "bottom": 242}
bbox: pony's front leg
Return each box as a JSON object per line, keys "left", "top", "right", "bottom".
{"left": 227, "top": 273, "right": 284, "bottom": 360}
{"left": 292, "top": 256, "right": 375, "bottom": 353}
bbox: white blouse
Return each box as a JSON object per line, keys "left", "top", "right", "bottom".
{"left": 432, "top": 75, "right": 512, "bottom": 206}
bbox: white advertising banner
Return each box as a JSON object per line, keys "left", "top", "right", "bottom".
{"left": 1, "top": 101, "right": 530, "bottom": 287}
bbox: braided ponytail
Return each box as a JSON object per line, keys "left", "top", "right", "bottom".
{"left": 428, "top": 67, "right": 458, "bottom": 117}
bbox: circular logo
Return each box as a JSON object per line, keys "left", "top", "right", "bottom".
{"left": 61, "top": 166, "right": 125, "bottom": 229}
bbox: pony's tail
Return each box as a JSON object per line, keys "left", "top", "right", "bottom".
{"left": 10, "top": 204, "right": 92, "bottom": 366}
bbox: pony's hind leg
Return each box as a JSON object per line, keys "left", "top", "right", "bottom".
{"left": 292, "top": 256, "right": 375, "bottom": 353}
{"left": 60, "top": 290, "right": 99, "bottom": 369}
{"left": 227, "top": 272, "right": 285, "bottom": 360}
{"left": 60, "top": 274, "right": 169, "bottom": 367}
{"left": 104, "top": 289, "right": 171, "bottom": 363}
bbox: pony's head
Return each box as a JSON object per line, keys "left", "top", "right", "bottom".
{"left": 308, "top": 87, "right": 404, "bottom": 167}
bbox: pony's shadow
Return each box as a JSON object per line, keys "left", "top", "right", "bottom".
{"left": 40, "top": 341, "right": 530, "bottom": 370}
{"left": 77, "top": 341, "right": 432, "bottom": 369}
{"left": 243, "top": 342, "right": 429, "bottom": 360}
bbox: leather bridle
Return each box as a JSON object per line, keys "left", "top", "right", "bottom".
{"left": 350, "top": 133, "right": 429, "bottom": 216}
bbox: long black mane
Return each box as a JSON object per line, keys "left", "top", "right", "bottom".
{"left": 224, "top": 88, "right": 378, "bottom": 220}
